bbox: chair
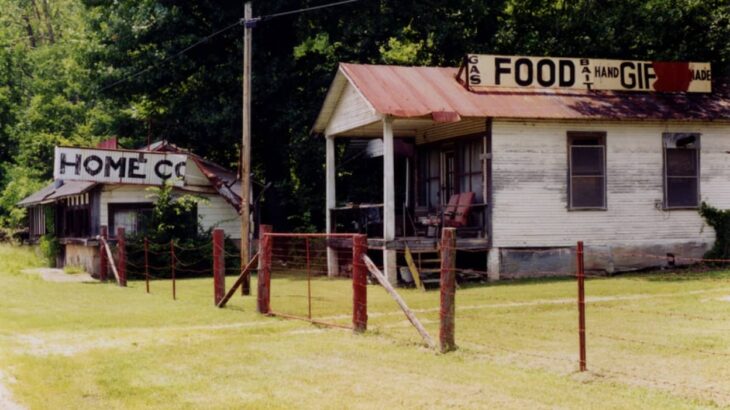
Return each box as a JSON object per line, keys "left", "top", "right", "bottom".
{"left": 446, "top": 191, "right": 475, "bottom": 228}
{"left": 420, "top": 192, "right": 476, "bottom": 236}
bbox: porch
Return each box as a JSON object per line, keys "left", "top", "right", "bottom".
{"left": 322, "top": 115, "right": 492, "bottom": 283}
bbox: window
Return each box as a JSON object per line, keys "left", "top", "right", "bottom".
{"left": 109, "top": 203, "right": 153, "bottom": 236}
{"left": 417, "top": 148, "right": 442, "bottom": 208}
{"left": 60, "top": 194, "right": 91, "bottom": 238}
{"left": 664, "top": 133, "right": 700, "bottom": 208}
{"left": 457, "top": 138, "right": 484, "bottom": 203}
{"left": 417, "top": 137, "right": 486, "bottom": 210}
{"left": 568, "top": 132, "right": 606, "bottom": 209}
{"left": 441, "top": 149, "right": 456, "bottom": 203}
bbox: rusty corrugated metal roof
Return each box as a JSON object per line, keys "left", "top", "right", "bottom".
{"left": 334, "top": 62, "right": 730, "bottom": 122}
{"left": 153, "top": 141, "right": 246, "bottom": 211}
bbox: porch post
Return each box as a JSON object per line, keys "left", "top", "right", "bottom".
{"left": 487, "top": 248, "right": 500, "bottom": 281}
{"left": 326, "top": 134, "right": 339, "bottom": 277}
{"left": 383, "top": 116, "right": 398, "bottom": 285}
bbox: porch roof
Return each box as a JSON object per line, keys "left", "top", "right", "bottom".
{"left": 17, "top": 180, "right": 96, "bottom": 207}
{"left": 313, "top": 63, "right": 730, "bottom": 134}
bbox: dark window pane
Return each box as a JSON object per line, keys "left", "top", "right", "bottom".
{"left": 571, "top": 137, "right": 601, "bottom": 145}
{"left": 666, "top": 149, "right": 697, "bottom": 177}
{"left": 572, "top": 177, "right": 605, "bottom": 208}
{"left": 571, "top": 146, "right": 604, "bottom": 175}
{"left": 667, "top": 178, "right": 698, "bottom": 207}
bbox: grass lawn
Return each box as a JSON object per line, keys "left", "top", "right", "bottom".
{"left": 1, "top": 243, "right": 729, "bottom": 409}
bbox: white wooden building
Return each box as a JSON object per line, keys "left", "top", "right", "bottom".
{"left": 313, "top": 59, "right": 730, "bottom": 283}
{"left": 18, "top": 140, "right": 245, "bottom": 274}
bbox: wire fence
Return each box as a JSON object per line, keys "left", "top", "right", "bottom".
{"left": 97, "top": 227, "right": 730, "bottom": 405}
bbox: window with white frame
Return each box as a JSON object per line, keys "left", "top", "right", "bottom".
{"left": 568, "top": 132, "right": 606, "bottom": 210}
{"left": 663, "top": 133, "right": 700, "bottom": 208}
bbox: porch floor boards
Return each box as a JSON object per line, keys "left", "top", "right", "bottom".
{"left": 367, "top": 236, "right": 489, "bottom": 252}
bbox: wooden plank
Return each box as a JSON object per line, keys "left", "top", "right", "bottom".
{"left": 217, "top": 253, "right": 259, "bottom": 308}
{"left": 404, "top": 245, "right": 424, "bottom": 291}
{"left": 99, "top": 237, "right": 120, "bottom": 286}
{"left": 325, "top": 136, "right": 338, "bottom": 277}
{"left": 240, "top": 1, "right": 253, "bottom": 295}
{"left": 440, "top": 228, "right": 457, "bottom": 353}
{"left": 363, "top": 255, "right": 436, "bottom": 349}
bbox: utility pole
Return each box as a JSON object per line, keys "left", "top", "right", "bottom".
{"left": 240, "top": 1, "right": 253, "bottom": 295}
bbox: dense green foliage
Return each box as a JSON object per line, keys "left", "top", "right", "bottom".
{"left": 124, "top": 184, "right": 240, "bottom": 278}
{"left": 1, "top": 0, "right": 729, "bottom": 231}
{"left": 699, "top": 202, "right": 730, "bottom": 259}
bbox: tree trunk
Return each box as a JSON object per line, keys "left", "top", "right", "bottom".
{"left": 40, "top": 0, "right": 55, "bottom": 44}
{"left": 22, "top": 14, "right": 37, "bottom": 48}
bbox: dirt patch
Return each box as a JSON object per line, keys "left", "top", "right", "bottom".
{"left": 0, "top": 370, "right": 25, "bottom": 410}
{"left": 21, "top": 268, "right": 95, "bottom": 283}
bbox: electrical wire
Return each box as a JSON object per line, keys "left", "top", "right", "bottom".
{"left": 255, "top": 0, "right": 360, "bottom": 23}
{"left": 99, "top": 19, "right": 243, "bottom": 92}
{"left": 99, "top": 0, "right": 361, "bottom": 92}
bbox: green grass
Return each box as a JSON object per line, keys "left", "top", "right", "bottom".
{"left": 62, "top": 265, "right": 86, "bottom": 275}
{"left": 1, "top": 244, "right": 729, "bottom": 409}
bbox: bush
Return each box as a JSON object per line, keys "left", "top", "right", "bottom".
{"left": 699, "top": 202, "right": 730, "bottom": 259}
{"left": 39, "top": 234, "right": 60, "bottom": 267}
{"left": 124, "top": 183, "right": 240, "bottom": 278}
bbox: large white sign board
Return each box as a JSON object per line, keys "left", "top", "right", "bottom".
{"left": 54, "top": 147, "right": 188, "bottom": 186}
{"left": 465, "top": 54, "right": 712, "bottom": 93}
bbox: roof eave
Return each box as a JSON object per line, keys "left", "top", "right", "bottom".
{"left": 311, "top": 65, "right": 350, "bottom": 135}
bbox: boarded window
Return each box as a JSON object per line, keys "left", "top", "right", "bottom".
{"left": 568, "top": 132, "right": 606, "bottom": 209}
{"left": 664, "top": 133, "right": 700, "bottom": 208}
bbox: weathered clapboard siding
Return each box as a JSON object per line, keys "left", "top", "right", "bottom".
{"left": 325, "top": 82, "right": 381, "bottom": 136}
{"left": 99, "top": 185, "right": 154, "bottom": 228}
{"left": 416, "top": 118, "right": 486, "bottom": 144}
{"left": 99, "top": 185, "right": 241, "bottom": 239}
{"left": 491, "top": 120, "right": 730, "bottom": 248}
{"left": 198, "top": 194, "right": 241, "bottom": 239}
{"left": 185, "top": 158, "right": 212, "bottom": 186}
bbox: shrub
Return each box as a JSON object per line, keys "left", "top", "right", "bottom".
{"left": 699, "top": 202, "right": 730, "bottom": 259}
{"left": 124, "top": 183, "right": 240, "bottom": 278}
{"left": 39, "top": 234, "right": 60, "bottom": 267}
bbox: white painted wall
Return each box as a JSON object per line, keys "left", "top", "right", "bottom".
{"left": 198, "top": 194, "right": 241, "bottom": 239}
{"left": 99, "top": 185, "right": 154, "bottom": 229}
{"left": 99, "top": 185, "right": 241, "bottom": 239}
{"left": 491, "top": 120, "right": 730, "bottom": 248}
{"left": 325, "top": 82, "right": 380, "bottom": 136}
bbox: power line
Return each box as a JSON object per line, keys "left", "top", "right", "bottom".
{"left": 253, "top": 0, "right": 360, "bottom": 25}
{"left": 99, "top": 20, "right": 242, "bottom": 92}
{"left": 99, "top": 0, "right": 361, "bottom": 93}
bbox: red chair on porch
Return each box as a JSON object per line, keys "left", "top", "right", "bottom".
{"left": 445, "top": 191, "right": 475, "bottom": 228}
{"left": 422, "top": 192, "right": 476, "bottom": 236}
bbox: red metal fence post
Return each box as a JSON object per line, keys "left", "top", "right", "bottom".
{"left": 144, "top": 237, "right": 150, "bottom": 293}
{"left": 577, "top": 240, "right": 587, "bottom": 372}
{"left": 116, "top": 227, "right": 127, "bottom": 287}
{"left": 213, "top": 228, "right": 225, "bottom": 305}
{"left": 171, "top": 240, "right": 176, "bottom": 300}
{"left": 306, "top": 237, "right": 312, "bottom": 319}
{"left": 99, "top": 225, "right": 108, "bottom": 281}
{"left": 439, "top": 228, "right": 457, "bottom": 353}
{"left": 352, "top": 234, "right": 368, "bottom": 333}
{"left": 257, "top": 230, "right": 272, "bottom": 314}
